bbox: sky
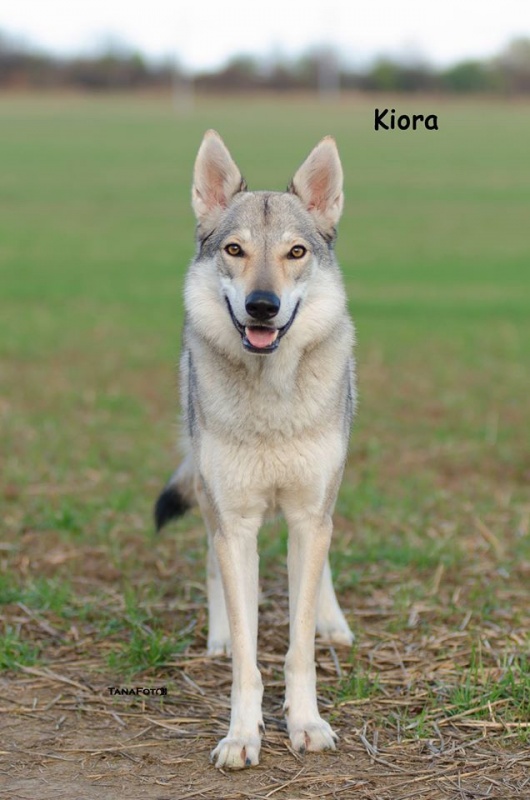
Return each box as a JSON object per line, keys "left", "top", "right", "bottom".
{"left": 1, "top": 0, "right": 529, "bottom": 70}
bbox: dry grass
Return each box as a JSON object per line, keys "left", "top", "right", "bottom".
{"left": 1, "top": 519, "right": 529, "bottom": 799}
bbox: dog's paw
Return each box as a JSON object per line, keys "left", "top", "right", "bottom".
{"left": 288, "top": 719, "right": 338, "bottom": 754}
{"left": 316, "top": 622, "right": 355, "bottom": 647}
{"left": 207, "top": 638, "right": 232, "bottom": 657}
{"left": 210, "top": 734, "right": 261, "bottom": 769}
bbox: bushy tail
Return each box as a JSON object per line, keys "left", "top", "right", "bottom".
{"left": 154, "top": 454, "right": 197, "bottom": 531}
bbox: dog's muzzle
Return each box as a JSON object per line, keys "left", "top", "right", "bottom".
{"left": 225, "top": 297, "right": 300, "bottom": 355}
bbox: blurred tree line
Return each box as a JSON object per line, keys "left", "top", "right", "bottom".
{"left": 1, "top": 32, "right": 530, "bottom": 94}
{"left": 0, "top": 33, "right": 174, "bottom": 90}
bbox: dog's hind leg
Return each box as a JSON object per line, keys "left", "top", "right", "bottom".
{"left": 195, "top": 482, "right": 231, "bottom": 656}
{"left": 316, "top": 558, "right": 354, "bottom": 646}
{"left": 206, "top": 531, "right": 232, "bottom": 655}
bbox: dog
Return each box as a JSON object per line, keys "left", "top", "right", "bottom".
{"left": 155, "top": 130, "right": 356, "bottom": 769}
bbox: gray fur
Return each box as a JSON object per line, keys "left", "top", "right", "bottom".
{"left": 156, "top": 130, "right": 356, "bottom": 769}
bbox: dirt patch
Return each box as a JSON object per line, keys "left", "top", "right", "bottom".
{"left": 2, "top": 579, "right": 530, "bottom": 800}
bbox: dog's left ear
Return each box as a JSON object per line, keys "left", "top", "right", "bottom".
{"left": 289, "top": 136, "right": 343, "bottom": 235}
{"left": 192, "top": 130, "right": 246, "bottom": 232}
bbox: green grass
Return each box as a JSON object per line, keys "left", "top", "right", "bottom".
{"left": 335, "top": 656, "right": 380, "bottom": 703}
{"left": 0, "top": 93, "right": 529, "bottom": 732}
{"left": 107, "top": 627, "right": 188, "bottom": 677}
{"left": 447, "top": 659, "right": 530, "bottom": 721}
{"left": 399, "top": 649, "right": 530, "bottom": 740}
{"left": 0, "top": 626, "right": 41, "bottom": 669}
{"left": 0, "top": 575, "right": 72, "bottom": 613}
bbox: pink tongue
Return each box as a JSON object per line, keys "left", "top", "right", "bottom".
{"left": 245, "top": 327, "right": 278, "bottom": 349}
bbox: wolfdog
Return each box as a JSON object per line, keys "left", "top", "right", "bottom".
{"left": 155, "top": 130, "right": 356, "bottom": 769}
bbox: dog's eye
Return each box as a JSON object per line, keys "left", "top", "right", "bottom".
{"left": 288, "top": 245, "right": 307, "bottom": 259}
{"left": 225, "top": 243, "right": 244, "bottom": 257}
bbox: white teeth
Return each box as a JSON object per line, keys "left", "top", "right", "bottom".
{"left": 244, "top": 328, "right": 278, "bottom": 340}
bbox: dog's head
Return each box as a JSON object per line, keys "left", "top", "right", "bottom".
{"left": 187, "top": 130, "right": 345, "bottom": 356}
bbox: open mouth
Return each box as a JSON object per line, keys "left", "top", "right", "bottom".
{"left": 244, "top": 326, "right": 279, "bottom": 352}
{"left": 225, "top": 298, "right": 300, "bottom": 355}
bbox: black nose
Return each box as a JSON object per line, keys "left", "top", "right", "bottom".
{"left": 245, "top": 290, "right": 281, "bottom": 321}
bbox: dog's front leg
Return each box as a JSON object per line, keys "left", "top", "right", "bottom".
{"left": 209, "top": 514, "right": 264, "bottom": 769}
{"left": 284, "top": 510, "right": 338, "bottom": 753}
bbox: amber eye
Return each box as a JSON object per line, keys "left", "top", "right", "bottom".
{"left": 288, "top": 245, "right": 307, "bottom": 259}
{"left": 225, "top": 243, "right": 244, "bottom": 257}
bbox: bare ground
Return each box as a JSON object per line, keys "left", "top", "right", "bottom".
{"left": 1, "top": 535, "right": 529, "bottom": 800}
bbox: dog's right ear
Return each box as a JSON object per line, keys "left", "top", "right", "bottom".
{"left": 192, "top": 130, "right": 246, "bottom": 231}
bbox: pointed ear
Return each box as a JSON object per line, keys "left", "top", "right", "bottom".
{"left": 192, "top": 130, "right": 246, "bottom": 231}
{"left": 289, "top": 136, "right": 344, "bottom": 234}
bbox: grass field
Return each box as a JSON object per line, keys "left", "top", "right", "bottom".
{"left": 1, "top": 92, "right": 529, "bottom": 798}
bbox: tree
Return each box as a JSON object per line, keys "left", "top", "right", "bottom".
{"left": 496, "top": 38, "right": 530, "bottom": 93}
